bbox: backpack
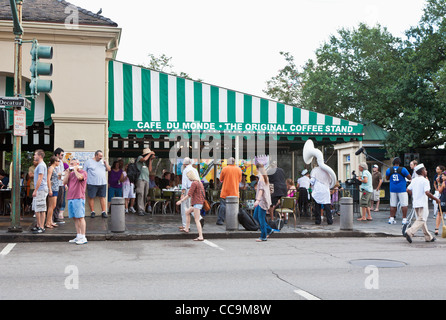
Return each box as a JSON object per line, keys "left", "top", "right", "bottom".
{"left": 127, "top": 159, "right": 141, "bottom": 184}
{"left": 387, "top": 166, "right": 405, "bottom": 180}
{"left": 238, "top": 208, "right": 259, "bottom": 231}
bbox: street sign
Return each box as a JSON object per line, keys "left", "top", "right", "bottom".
{"left": 0, "top": 96, "right": 31, "bottom": 110}
{"left": 13, "top": 109, "right": 26, "bottom": 136}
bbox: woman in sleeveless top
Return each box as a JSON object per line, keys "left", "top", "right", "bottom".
{"left": 46, "top": 156, "right": 61, "bottom": 229}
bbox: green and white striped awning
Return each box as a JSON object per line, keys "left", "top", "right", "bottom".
{"left": 0, "top": 75, "right": 54, "bottom": 126}
{"left": 108, "top": 61, "right": 363, "bottom": 139}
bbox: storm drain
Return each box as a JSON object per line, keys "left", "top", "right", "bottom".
{"left": 349, "top": 259, "right": 407, "bottom": 268}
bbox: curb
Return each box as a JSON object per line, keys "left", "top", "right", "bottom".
{"left": 0, "top": 229, "right": 400, "bottom": 243}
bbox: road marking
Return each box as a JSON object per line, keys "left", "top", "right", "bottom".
{"left": 294, "top": 289, "right": 321, "bottom": 300}
{"left": 203, "top": 240, "right": 224, "bottom": 251}
{"left": 0, "top": 243, "right": 16, "bottom": 257}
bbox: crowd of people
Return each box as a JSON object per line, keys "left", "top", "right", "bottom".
{"left": 6, "top": 144, "right": 446, "bottom": 245}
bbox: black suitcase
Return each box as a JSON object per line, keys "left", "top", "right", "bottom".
{"left": 238, "top": 208, "right": 259, "bottom": 231}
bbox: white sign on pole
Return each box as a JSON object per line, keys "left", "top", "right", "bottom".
{"left": 13, "top": 109, "right": 26, "bottom": 136}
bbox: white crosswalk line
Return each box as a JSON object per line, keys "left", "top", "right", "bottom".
{"left": 203, "top": 240, "right": 224, "bottom": 251}
{"left": 294, "top": 289, "right": 321, "bottom": 300}
{"left": 0, "top": 243, "right": 16, "bottom": 257}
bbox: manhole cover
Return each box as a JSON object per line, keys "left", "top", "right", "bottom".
{"left": 349, "top": 259, "right": 407, "bottom": 268}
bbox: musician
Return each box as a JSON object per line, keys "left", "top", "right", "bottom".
{"left": 310, "top": 166, "right": 333, "bottom": 225}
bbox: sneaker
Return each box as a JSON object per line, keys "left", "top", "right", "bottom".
{"left": 75, "top": 237, "right": 88, "bottom": 245}
{"left": 402, "top": 218, "right": 407, "bottom": 225}
{"left": 32, "top": 227, "right": 45, "bottom": 234}
{"left": 102, "top": 211, "right": 108, "bottom": 218}
{"left": 129, "top": 207, "right": 136, "bottom": 214}
{"left": 69, "top": 237, "right": 79, "bottom": 243}
{"left": 405, "top": 233, "right": 412, "bottom": 243}
{"left": 388, "top": 217, "right": 396, "bottom": 224}
{"left": 90, "top": 211, "right": 96, "bottom": 218}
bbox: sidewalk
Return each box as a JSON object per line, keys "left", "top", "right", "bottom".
{"left": 0, "top": 205, "right": 443, "bottom": 243}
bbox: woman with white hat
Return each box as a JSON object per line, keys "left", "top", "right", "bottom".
{"left": 176, "top": 169, "right": 205, "bottom": 241}
{"left": 296, "top": 169, "right": 310, "bottom": 217}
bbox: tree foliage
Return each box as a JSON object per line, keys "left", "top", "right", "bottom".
{"left": 264, "top": 0, "right": 446, "bottom": 155}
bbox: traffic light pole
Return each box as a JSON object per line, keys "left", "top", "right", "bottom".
{"left": 9, "top": 0, "right": 23, "bottom": 232}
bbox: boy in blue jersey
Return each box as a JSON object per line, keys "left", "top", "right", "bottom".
{"left": 386, "top": 157, "right": 412, "bottom": 225}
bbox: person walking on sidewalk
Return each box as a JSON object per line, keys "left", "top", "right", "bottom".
{"left": 405, "top": 164, "right": 439, "bottom": 243}
{"left": 176, "top": 169, "right": 205, "bottom": 241}
{"left": 180, "top": 157, "right": 203, "bottom": 230}
{"left": 253, "top": 156, "right": 279, "bottom": 242}
{"left": 84, "top": 150, "right": 111, "bottom": 218}
{"left": 216, "top": 157, "right": 242, "bottom": 225}
{"left": 63, "top": 158, "right": 88, "bottom": 245}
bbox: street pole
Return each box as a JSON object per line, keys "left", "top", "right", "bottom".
{"left": 9, "top": 0, "right": 23, "bottom": 232}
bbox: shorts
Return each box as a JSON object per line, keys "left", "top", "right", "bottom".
{"left": 108, "top": 187, "right": 123, "bottom": 202}
{"left": 87, "top": 184, "right": 106, "bottom": 199}
{"left": 123, "top": 183, "right": 136, "bottom": 199}
{"left": 193, "top": 204, "right": 203, "bottom": 210}
{"left": 372, "top": 190, "right": 380, "bottom": 202}
{"left": 360, "top": 190, "right": 372, "bottom": 208}
{"left": 49, "top": 190, "right": 58, "bottom": 197}
{"left": 33, "top": 189, "right": 48, "bottom": 212}
{"left": 68, "top": 199, "right": 85, "bottom": 218}
{"left": 390, "top": 192, "right": 408, "bottom": 207}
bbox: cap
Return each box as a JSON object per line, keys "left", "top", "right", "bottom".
{"left": 414, "top": 163, "right": 425, "bottom": 172}
{"left": 301, "top": 169, "right": 308, "bottom": 175}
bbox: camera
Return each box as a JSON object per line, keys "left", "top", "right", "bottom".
{"left": 345, "top": 170, "right": 361, "bottom": 186}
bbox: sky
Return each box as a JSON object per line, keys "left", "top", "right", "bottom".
{"left": 71, "top": 0, "right": 427, "bottom": 99}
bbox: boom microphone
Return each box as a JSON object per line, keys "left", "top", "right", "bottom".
{"left": 355, "top": 147, "right": 364, "bottom": 156}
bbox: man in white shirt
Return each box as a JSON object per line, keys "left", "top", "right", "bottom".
{"left": 296, "top": 169, "right": 310, "bottom": 216}
{"left": 310, "top": 167, "right": 332, "bottom": 225}
{"left": 180, "top": 157, "right": 203, "bottom": 230}
{"left": 405, "top": 164, "right": 439, "bottom": 243}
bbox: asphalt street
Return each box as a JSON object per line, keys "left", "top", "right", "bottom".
{"left": 1, "top": 237, "right": 446, "bottom": 301}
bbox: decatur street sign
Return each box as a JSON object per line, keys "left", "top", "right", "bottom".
{"left": 0, "top": 96, "right": 31, "bottom": 110}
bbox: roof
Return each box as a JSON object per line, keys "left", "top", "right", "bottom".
{"left": 108, "top": 60, "right": 364, "bottom": 141}
{"left": 0, "top": 0, "right": 118, "bottom": 27}
{"left": 362, "top": 121, "right": 388, "bottom": 141}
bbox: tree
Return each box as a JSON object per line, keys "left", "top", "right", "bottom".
{"left": 263, "top": 51, "right": 303, "bottom": 106}
{"left": 144, "top": 53, "right": 202, "bottom": 82}
{"left": 264, "top": 0, "right": 446, "bottom": 155}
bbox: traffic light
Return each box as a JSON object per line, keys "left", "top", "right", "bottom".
{"left": 30, "top": 40, "right": 53, "bottom": 97}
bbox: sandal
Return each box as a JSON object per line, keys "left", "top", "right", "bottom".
{"left": 193, "top": 238, "right": 204, "bottom": 241}
{"left": 435, "top": 229, "right": 439, "bottom": 235}
{"left": 45, "top": 225, "right": 54, "bottom": 229}
{"left": 180, "top": 229, "right": 190, "bottom": 233}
